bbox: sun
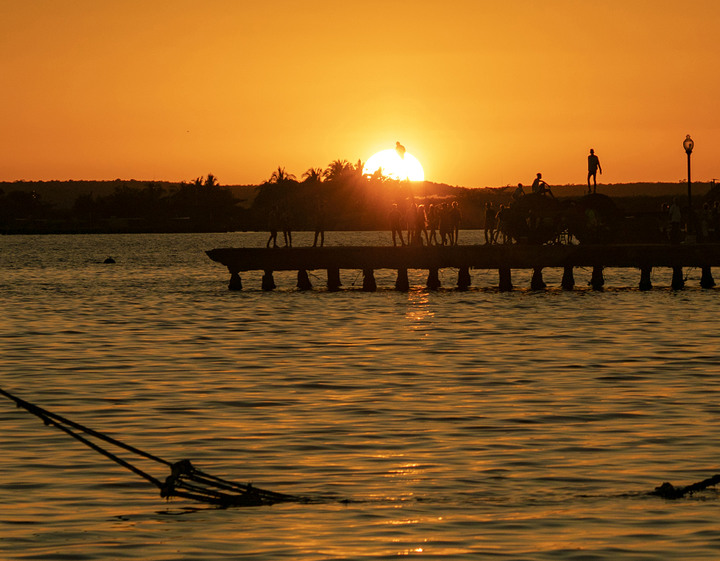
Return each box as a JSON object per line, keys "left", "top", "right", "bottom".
{"left": 363, "top": 148, "right": 425, "bottom": 181}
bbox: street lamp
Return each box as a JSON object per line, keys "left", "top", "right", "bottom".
{"left": 683, "top": 134, "right": 694, "bottom": 235}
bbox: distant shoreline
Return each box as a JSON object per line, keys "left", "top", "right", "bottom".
{"left": 1, "top": 179, "right": 715, "bottom": 236}
{"left": 0, "top": 179, "right": 712, "bottom": 209}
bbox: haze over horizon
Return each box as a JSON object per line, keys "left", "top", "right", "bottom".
{"left": 2, "top": 1, "right": 719, "bottom": 188}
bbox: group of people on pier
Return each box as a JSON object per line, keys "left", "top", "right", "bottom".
{"left": 267, "top": 201, "right": 327, "bottom": 248}
{"left": 390, "top": 201, "right": 462, "bottom": 247}
{"left": 665, "top": 197, "right": 720, "bottom": 243}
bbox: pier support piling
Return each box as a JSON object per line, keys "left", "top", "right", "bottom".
{"left": 395, "top": 268, "right": 410, "bottom": 292}
{"left": 530, "top": 268, "right": 546, "bottom": 290}
{"left": 590, "top": 265, "right": 605, "bottom": 291}
{"left": 639, "top": 267, "right": 653, "bottom": 291}
{"left": 457, "top": 267, "right": 471, "bottom": 291}
{"left": 426, "top": 268, "right": 441, "bottom": 290}
{"left": 327, "top": 268, "right": 342, "bottom": 292}
{"left": 499, "top": 268, "right": 513, "bottom": 292}
{"left": 700, "top": 266, "right": 715, "bottom": 289}
{"left": 297, "top": 269, "right": 312, "bottom": 291}
{"left": 671, "top": 266, "right": 685, "bottom": 290}
{"left": 228, "top": 272, "right": 243, "bottom": 291}
{"left": 561, "top": 266, "right": 575, "bottom": 290}
{"left": 261, "top": 270, "right": 276, "bottom": 291}
{"left": 362, "top": 269, "right": 377, "bottom": 292}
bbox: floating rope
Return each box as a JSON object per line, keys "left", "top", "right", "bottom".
{"left": 652, "top": 475, "right": 720, "bottom": 500}
{"left": 0, "top": 387, "right": 301, "bottom": 508}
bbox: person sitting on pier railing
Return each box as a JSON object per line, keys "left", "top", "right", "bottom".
{"left": 512, "top": 183, "right": 525, "bottom": 201}
{"left": 531, "top": 173, "right": 554, "bottom": 198}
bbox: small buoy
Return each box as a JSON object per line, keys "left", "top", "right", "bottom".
{"left": 103, "top": 257, "right": 116, "bottom": 264}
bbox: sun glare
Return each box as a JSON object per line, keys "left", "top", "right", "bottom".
{"left": 363, "top": 149, "right": 425, "bottom": 181}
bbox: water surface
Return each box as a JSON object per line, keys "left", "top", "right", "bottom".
{"left": 1, "top": 232, "right": 719, "bottom": 560}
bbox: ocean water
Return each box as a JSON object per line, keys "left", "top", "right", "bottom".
{"left": 1, "top": 231, "right": 719, "bottom": 560}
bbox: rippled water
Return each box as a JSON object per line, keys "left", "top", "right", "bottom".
{"left": 2, "top": 232, "right": 720, "bottom": 560}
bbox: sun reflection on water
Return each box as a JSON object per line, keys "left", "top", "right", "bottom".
{"left": 404, "top": 290, "right": 434, "bottom": 327}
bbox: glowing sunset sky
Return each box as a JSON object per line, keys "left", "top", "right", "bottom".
{"left": 2, "top": 1, "right": 719, "bottom": 187}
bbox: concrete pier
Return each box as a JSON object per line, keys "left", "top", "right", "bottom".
{"left": 206, "top": 244, "right": 720, "bottom": 291}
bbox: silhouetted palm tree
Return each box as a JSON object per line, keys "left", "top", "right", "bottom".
{"left": 191, "top": 174, "right": 219, "bottom": 187}
{"left": 204, "top": 173, "right": 219, "bottom": 187}
{"left": 302, "top": 167, "right": 323, "bottom": 184}
{"left": 269, "top": 166, "right": 296, "bottom": 184}
{"left": 323, "top": 159, "right": 353, "bottom": 182}
{"left": 353, "top": 159, "right": 366, "bottom": 178}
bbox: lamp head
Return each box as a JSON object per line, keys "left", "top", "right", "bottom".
{"left": 683, "top": 134, "right": 694, "bottom": 154}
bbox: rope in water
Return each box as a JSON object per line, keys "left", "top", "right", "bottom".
{"left": 0, "top": 387, "right": 301, "bottom": 507}
{"left": 651, "top": 475, "right": 720, "bottom": 500}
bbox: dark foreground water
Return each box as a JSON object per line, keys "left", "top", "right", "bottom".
{"left": 1, "top": 232, "right": 719, "bottom": 560}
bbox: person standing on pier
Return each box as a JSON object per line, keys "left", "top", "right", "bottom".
{"left": 668, "top": 197, "right": 682, "bottom": 243}
{"left": 416, "top": 204, "right": 429, "bottom": 245}
{"left": 587, "top": 149, "right": 602, "bottom": 194}
{"left": 495, "top": 204, "right": 508, "bottom": 244}
{"left": 426, "top": 204, "right": 439, "bottom": 245}
{"left": 389, "top": 203, "right": 405, "bottom": 246}
{"left": 266, "top": 206, "right": 279, "bottom": 248}
{"left": 484, "top": 202, "right": 496, "bottom": 244}
{"left": 438, "top": 203, "right": 451, "bottom": 245}
{"left": 313, "top": 200, "right": 326, "bottom": 247}
{"left": 450, "top": 201, "right": 461, "bottom": 245}
{"left": 281, "top": 206, "right": 292, "bottom": 247}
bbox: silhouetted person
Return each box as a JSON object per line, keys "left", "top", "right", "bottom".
{"left": 484, "top": 202, "right": 496, "bottom": 244}
{"left": 406, "top": 203, "right": 416, "bottom": 244}
{"left": 396, "top": 141, "right": 406, "bottom": 159}
{"left": 266, "top": 206, "right": 279, "bottom": 248}
{"left": 313, "top": 201, "right": 326, "bottom": 247}
{"left": 668, "top": 197, "right": 682, "bottom": 243}
{"left": 389, "top": 203, "right": 405, "bottom": 246}
{"left": 426, "top": 203, "right": 439, "bottom": 245}
{"left": 587, "top": 149, "right": 602, "bottom": 193}
{"left": 281, "top": 207, "right": 292, "bottom": 247}
{"left": 438, "top": 203, "right": 451, "bottom": 245}
{"left": 701, "top": 202, "right": 711, "bottom": 241}
{"left": 512, "top": 183, "right": 525, "bottom": 201}
{"left": 416, "top": 204, "right": 429, "bottom": 245}
{"left": 495, "top": 204, "right": 508, "bottom": 244}
{"left": 531, "top": 173, "right": 554, "bottom": 198}
{"left": 449, "top": 201, "right": 461, "bottom": 245}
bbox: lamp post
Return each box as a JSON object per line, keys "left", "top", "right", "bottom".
{"left": 683, "top": 134, "right": 694, "bottom": 235}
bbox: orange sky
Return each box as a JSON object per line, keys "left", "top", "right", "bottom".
{"left": 2, "top": 1, "right": 720, "bottom": 188}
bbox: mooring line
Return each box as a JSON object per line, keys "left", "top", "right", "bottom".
{"left": 0, "top": 387, "right": 302, "bottom": 507}
{"left": 0, "top": 387, "right": 171, "bottom": 467}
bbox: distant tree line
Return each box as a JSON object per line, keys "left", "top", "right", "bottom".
{"left": 0, "top": 167, "right": 713, "bottom": 234}
{"left": 0, "top": 163, "right": 474, "bottom": 234}
{"left": 0, "top": 175, "right": 242, "bottom": 233}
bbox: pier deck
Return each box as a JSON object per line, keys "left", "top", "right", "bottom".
{"left": 206, "top": 244, "right": 720, "bottom": 291}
